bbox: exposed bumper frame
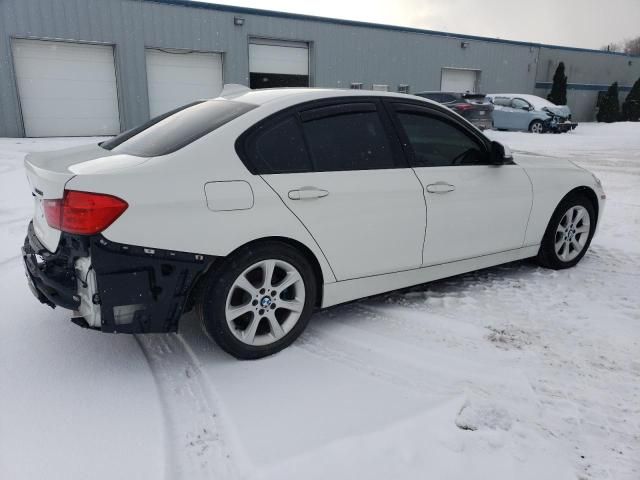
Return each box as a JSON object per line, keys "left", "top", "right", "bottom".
{"left": 22, "top": 222, "right": 215, "bottom": 333}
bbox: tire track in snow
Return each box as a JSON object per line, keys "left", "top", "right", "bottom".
{"left": 135, "top": 333, "right": 238, "bottom": 480}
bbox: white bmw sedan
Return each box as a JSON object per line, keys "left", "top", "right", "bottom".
{"left": 22, "top": 86, "right": 605, "bottom": 359}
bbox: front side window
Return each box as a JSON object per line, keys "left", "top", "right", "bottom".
{"left": 511, "top": 98, "right": 531, "bottom": 110}
{"left": 395, "top": 112, "right": 488, "bottom": 167}
{"left": 301, "top": 107, "right": 396, "bottom": 171}
{"left": 101, "top": 100, "right": 256, "bottom": 157}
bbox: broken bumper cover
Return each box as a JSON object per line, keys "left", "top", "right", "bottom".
{"left": 22, "top": 223, "right": 83, "bottom": 311}
{"left": 22, "top": 222, "right": 214, "bottom": 333}
{"left": 554, "top": 121, "right": 578, "bottom": 132}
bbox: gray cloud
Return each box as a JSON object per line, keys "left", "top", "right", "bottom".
{"left": 208, "top": 0, "right": 640, "bottom": 49}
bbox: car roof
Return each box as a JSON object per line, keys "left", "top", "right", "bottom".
{"left": 488, "top": 93, "right": 558, "bottom": 107}
{"left": 214, "top": 85, "right": 438, "bottom": 107}
{"left": 489, "top": 93, "right": 537, "bottom": 100}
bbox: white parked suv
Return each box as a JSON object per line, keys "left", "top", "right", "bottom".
{"left": 22, "top": 85, "right": 605, "bottom": 359}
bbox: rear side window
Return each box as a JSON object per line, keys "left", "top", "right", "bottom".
{"left": 395, "top": 112, "right": 488, "bottom": 167}
{"left": 301, "top": 108, "right": 396, "bottom": 171}
{"left": 244, "top": 116, "right": 312, "bottom": 173}
{"left": 101, "top": 100, "right": 256, "bottom": 157}
{"left": 492, "top": 97, "right": 512, "bottom": 107}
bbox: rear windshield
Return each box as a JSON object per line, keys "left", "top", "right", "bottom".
{"left": 462, "top": 93, "right": 487, "bottom": 101}
{"left": 416, "top": 93, "right": 441, "bottom": 101}
{"left": 101, "top": 99, "right": 257, "bottom": 157}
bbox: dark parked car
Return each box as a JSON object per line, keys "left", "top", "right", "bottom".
{"left": 415, "top": 91, "right": 494, "bottom": 130}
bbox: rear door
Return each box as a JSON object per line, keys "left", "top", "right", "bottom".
{"left": 386, "top": 101, "right": 532, "bottom": 265}
{"left": 490, "top": 96, "right": 516, "bottom": 130}
{"left": 246, "top": 100, "right": 426, "bottom": 280}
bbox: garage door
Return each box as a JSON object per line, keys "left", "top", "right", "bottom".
{"left": 249, "top": 39, "right": 309, "bottom": 89}
{"left": 146, "top": 49, "right": 223, "bottom": 118}
{"left": 441, "top": 68, "right": 479, "bottom": 93}
{"left": 12, "top": 39, "right": 120, "bottom": 137}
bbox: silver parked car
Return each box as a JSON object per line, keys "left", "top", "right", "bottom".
{"left": 487, "top": 94, "right": 578, "bottom": 133}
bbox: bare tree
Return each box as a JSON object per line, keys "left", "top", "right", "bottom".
{"left": 601, "top": 36, "right": 640, "bottom": 55}
{"left": 601, "top": 42, "right": 624, "bottom": 53}
{"left": 624, "top": 36, "right": 640, "bottom": 56}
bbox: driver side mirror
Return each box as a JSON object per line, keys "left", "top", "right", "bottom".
{"left": 490, "top": 141, "right": 513, "bottom": 165}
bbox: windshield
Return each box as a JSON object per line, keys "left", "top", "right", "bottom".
{"left": 517, "top": 95, "right": 558, "bottom": 109}
{"left": 101, "top": 99, "right": 257, "bottom": 157}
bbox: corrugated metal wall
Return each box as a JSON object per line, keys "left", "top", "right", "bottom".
{"left": 534, "top": 47, "right": 640, "bottom": 121}
{"left": 0, "top": 0, "right": 638, "bottom": 136}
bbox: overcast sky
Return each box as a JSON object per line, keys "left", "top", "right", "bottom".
{"left": 206, "top": 0, "right": 639, "bottom": 50}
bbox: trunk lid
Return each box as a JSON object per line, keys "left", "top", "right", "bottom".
{"left": 24, "top": 143, "right": 128, "bottom": 252}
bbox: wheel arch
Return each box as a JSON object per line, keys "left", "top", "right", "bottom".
{"left": 536, "top": 185, "right": 599, "bottom": 269}
{"left": 538, "top": 185, "right": 600, "bottom": 245}
{"left": 187, "top": 236, "right": 326, "bottom": 310}
{"left": 562, "top": 186, "right": 599, "bottom": 225}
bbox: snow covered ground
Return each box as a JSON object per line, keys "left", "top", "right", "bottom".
{"left": 1, "top": 123, "right": 639, "bottom": 480}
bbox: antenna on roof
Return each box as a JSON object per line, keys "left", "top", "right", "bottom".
{"left": 219, "top": 84, "right": 251, "bottom": 98}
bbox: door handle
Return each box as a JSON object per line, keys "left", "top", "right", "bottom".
{"left": 426, "top": 182, "right": 456, "bottom": 194}
{"left": 288, "top": 187, "right": 329, "bottom": 200}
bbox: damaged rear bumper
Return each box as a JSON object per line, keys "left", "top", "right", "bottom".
{"left": 22, "top": 222, "right": 214, "bottom": 333}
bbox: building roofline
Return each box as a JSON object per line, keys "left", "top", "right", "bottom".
{"left": 141, "top": 0, "right": 640, "bottom": 58}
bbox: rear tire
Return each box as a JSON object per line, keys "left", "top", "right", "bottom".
{"left": 529, "top": 120, "right": 544, "bottom": 134}
{"left": 197, "top": 241, "right": 317, "bottom": 360}
{"left": 537, "top": 194, "right": 596, "bottom": 269}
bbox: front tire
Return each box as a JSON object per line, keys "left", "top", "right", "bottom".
{"left": 197, "top": 241, "right": 317, "bottom": 360}
{"left": 529, "top": 120, "right": 544, "bottom": 134}
{"left": 537, "top": 194, "right": 596, "bottom": 269}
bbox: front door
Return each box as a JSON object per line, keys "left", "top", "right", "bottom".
{"left": 387, "top": 102, "right": 532, "bottom": 265}
{"left": 250, "top": 100, "right": 426, "bottom": 280}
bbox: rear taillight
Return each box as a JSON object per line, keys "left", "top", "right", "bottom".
{"left": 43, "top": 190, "right": 128, "bottom": 235}
{"left": 453, "top": 103, "right": 474, "bottom": 111}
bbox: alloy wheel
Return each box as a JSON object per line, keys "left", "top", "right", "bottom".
{"left": 531, "top": 122, "right": 544, "bottom": 134}
{"left": 554, "top": 205, "right": 590, "bottom": 262}
{"left": 225, "top": 259, "right": 305, "bottom": 346}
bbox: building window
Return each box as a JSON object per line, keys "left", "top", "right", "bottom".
{"left": 398, "top": 84, "right": 410, "bottom": 94}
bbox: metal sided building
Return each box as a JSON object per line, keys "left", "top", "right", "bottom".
{"left": 1, "top": 0, "right": 638, "bottom": 137}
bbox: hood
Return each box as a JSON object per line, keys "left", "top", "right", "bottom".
{"left": 513, "top": 152, "right": 578, "bottom": 170}
{"left": 542, "top": 105, "right": 571, "bottom": 117}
